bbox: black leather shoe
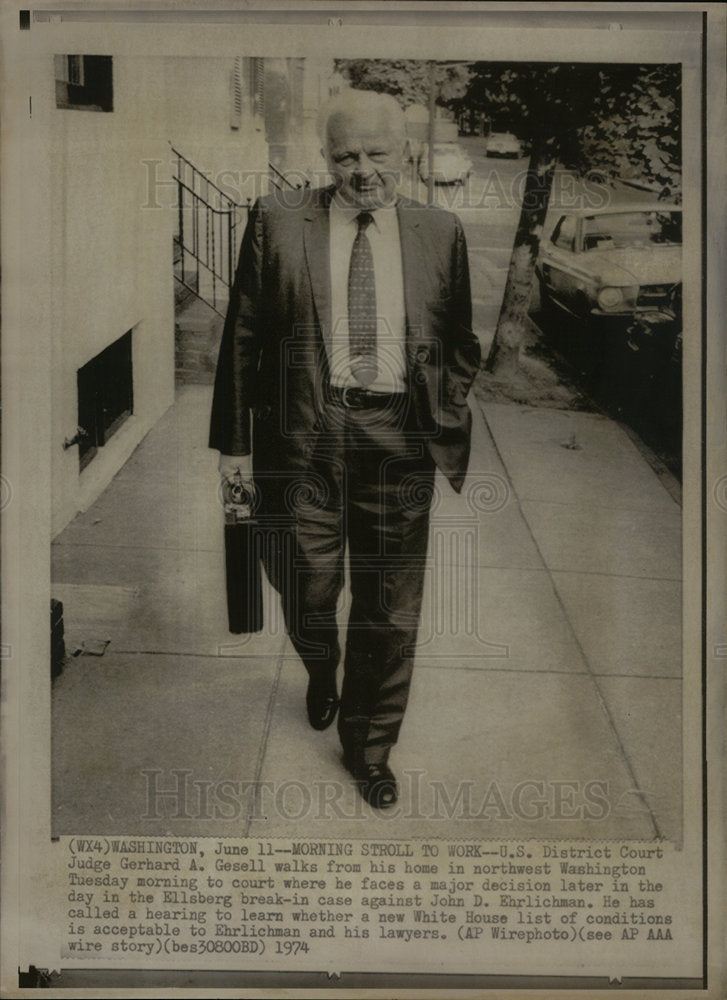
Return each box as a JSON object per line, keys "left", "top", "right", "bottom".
{"left": 344, "top": 756, "right": 398, "bottom": 809}
{"left": 306, "top": 677, "right": 339, "bottom": 731}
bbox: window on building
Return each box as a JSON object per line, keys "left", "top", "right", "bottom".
{"left": 250, "top": 58, "right": 265, "bottom": 120}
{"left": 230, "top": 56, "right": 244, "bottom": 130}
{"left": 76, "top": 331, "right": 133, "bottom": 471}
{"left": 230, "top": 57, "right": 266, "bottom": 131}
{"left": 55, "top": 55, "right": 113, "bottom": 112}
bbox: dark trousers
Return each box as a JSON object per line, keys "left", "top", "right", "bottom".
{"left": 279, "top": 395, "right": 434, "bottom": 764}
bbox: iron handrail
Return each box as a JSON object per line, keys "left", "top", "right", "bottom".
{"left": 269, "top": 161, "right": 303, "bottom": 191}
{"left": 171, "top": 143, "right": 240, "bottom": 212}
{"left": 173, "top": 147, "right": 242, "bottom": 317}
{"left": 175, "top": 178, "right": 239, "bottom": 218}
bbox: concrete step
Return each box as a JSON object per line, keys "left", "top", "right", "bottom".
{"left": 176, "top": 296, "right": 219, "bottom": 331}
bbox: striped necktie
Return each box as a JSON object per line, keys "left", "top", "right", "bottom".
{"left": 347, "top": 211, "right": 378, "bottom": 387}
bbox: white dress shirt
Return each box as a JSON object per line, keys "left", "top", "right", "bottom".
{"left": 328, "top": 195, "right": 408, "bottom": 392}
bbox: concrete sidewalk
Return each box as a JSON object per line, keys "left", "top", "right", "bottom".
{"left": 51, "top": 385, "right": 682, "bottom": 843}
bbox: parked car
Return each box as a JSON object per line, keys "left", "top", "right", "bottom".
{"left": 485, "top": 132, "right": 523, "bottom": 158}
{"left": 536, "top": 205, "right": 682, "bottom": 322}
{"left": 418, "top": 142, "right": 473, "bottom": 185}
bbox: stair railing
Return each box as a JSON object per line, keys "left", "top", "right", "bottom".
{"left": 173, "top": 146, "right": 311, "bottom": 316}
{"left": 172, "top": 145, "right": 243, "bottom": 317}
{"left": 268, "top": 160, "right": 306, "bottom": 192}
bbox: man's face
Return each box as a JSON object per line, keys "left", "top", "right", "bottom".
{"left": 325, "top": 109, "right": 404, "bottom": 210}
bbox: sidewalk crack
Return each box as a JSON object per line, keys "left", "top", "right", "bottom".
{"left": 244, "top": 639, "right": 287, "bottom": 837}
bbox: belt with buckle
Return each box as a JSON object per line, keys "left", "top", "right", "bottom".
{"left": 328, "top": 384, "right": 407, "bottom": 410}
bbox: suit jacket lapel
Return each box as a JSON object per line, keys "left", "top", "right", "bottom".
{"left": 303, "top": 188, "right": 333, "bottom": 351}
{"left": 396, "top": 197, "right": 427, "bottom": 338}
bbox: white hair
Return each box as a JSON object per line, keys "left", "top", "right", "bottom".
{"left": 318, "top": 89, "right": 407, "bottom": 147}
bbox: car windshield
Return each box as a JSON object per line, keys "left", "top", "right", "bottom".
{"left": 582, "top": 211, "right": 682, "bottom": 250}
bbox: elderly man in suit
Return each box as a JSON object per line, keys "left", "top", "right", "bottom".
{"left": 210, "top": 89, "right": 480, "bottom": 809}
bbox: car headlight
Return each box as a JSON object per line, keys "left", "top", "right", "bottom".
{"left": 597, "top": 286, "right": 625, "bottom": 311}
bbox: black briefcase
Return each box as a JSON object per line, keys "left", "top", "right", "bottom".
{"left": 223, "top": 477, "right": 263, "bottom": 634}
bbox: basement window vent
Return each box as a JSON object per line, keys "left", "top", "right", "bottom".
{"left": 77, "top": 331, "right": 133, "bottom": 471}
{"left": 55, "top": 54, "right": 113, "bottom": 112}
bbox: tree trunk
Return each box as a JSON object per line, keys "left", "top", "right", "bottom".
{"left": 485, "top": 136, "right": 560, "bottom": 377}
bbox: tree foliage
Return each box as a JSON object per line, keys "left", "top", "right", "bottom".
{"left": 334, "top": 59, "right": 473, "bottom": 109}
{"left": 454, "top": 62, "right": 681, "bottom": 197}
{"left": 575, "top": 66, "right": 681, "bottom": 198}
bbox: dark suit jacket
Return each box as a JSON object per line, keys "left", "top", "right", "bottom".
{"left": 209, "top": 185, "right": 480, "bottom": 495}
